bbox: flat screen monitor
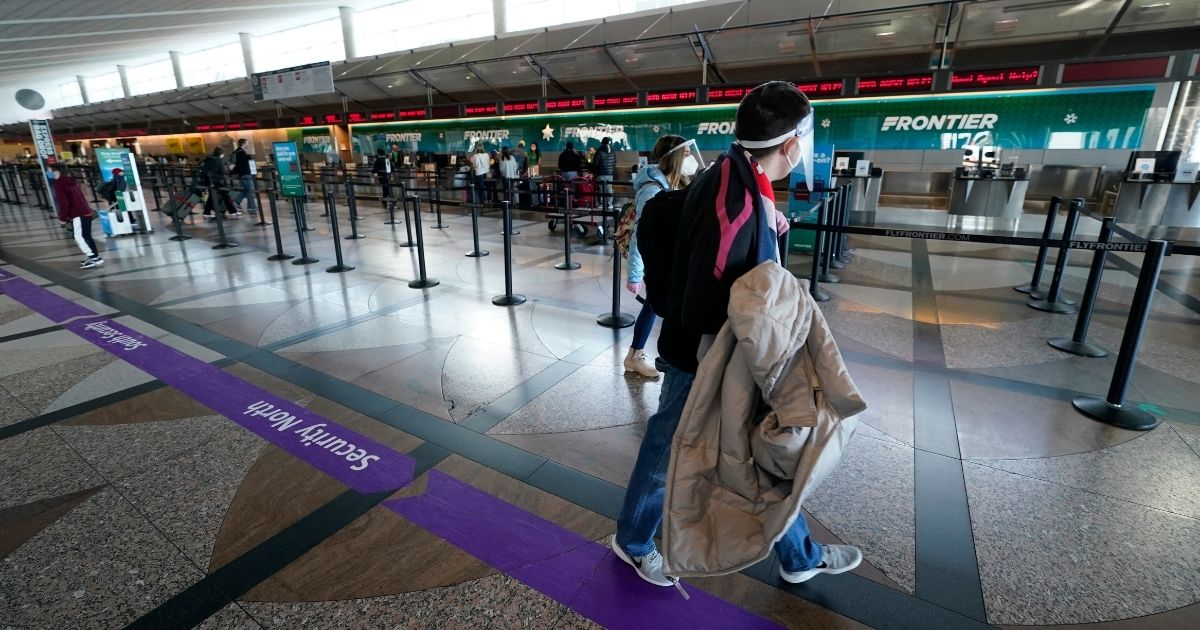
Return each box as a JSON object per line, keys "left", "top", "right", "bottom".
{"left": 1125, "top": 151, "right": 1180, "bottom": 177}
{"left": 834, "top": 151, "right": 864, "bottom": 171}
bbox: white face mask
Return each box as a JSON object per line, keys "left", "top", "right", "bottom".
{"left": 666, "top": 139, "right": 705, "bottom": 178}
{"left": 737, "top": 109, "right": 816, "bottom": 188}
{"left": 681, "top": 155, "right": 699, "bottom": 176}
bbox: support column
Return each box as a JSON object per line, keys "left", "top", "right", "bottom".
{"left": 169, "top": 51, "right": 185, "bottom": 88}
{"left": 339, "top": 6, "right": 357, "bottom": 60}
{"left": 76, "top": 75, "right": 90, "bottom": 104}
{"left": 240, "top": 32, "right": 256, "bottom": 76}
{"left": 117, "top": 65, "right": 132, "bottom": 97}
{"left": 493, "top": 0, "right": 506, "bottom": 35}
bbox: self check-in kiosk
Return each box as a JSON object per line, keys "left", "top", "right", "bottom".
{"left": 831, "top": 151, "right": 883, "bottom": 217}
{"left": 1108, "top": 150, "right": 1200, "bottom": 227}
{"left": 949, "top": 145, "right": 1029, "bottom": 226}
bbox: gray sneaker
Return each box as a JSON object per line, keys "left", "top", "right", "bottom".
{"left": 779, "top": 544, "right": 862, "bottom": 584}
{"left": 609, "top": 535, "right": 674, "bottom": 587}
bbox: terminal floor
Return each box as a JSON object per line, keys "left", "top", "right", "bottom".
{"left": 0, "top": 197, "right": 1198, "bottom": 630}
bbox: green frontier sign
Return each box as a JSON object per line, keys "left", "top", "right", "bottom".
{"left": 350, "top": 86, "right": 1154, "bottom": 154}
{"left": 272, "top": 142, "right": 305, "bottom": 198}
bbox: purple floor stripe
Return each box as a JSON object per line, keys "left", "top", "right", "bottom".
{"left": 2, "top": 267, "right": 781, "bottom": 628}
{"left": 388, "top": 470, "right": 783, "bottom": 629}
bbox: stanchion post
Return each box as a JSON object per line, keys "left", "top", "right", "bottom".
{"left": 809, "top": 197, "right": 831, "bottom": 302}
{"left": 432, "top": 181, "right": 448, "bottom": 229}
{"left": 208, "top": 186, "right": 237, "bottom": 250}
{"left": 398, "top": 186, "right": 415, "bottom": 248}
{"left": 1049, "top": 218, "right": 1113, "bottom": 357}
{"left": 556, "top": 186, "right": 580, "bottom": 270}
{"left": 266, "top": 172, "right": 293, "bottom": 261}
{"left": 597, "top": 225, "right": 635, "bottom": 328}
{"left": 1028, "top": 198, "right": 1082, "bottom": 313}
{"left": 291, "top": 197, "right": 319, "bottom": 265}
{"left": 344, "top": 175, "right": 364, "bottom": 239}
{"left": 1071, "top": 239, "right": 1167, "bottom": 431}
{"left": 253, "top": 176, "right": 268, "bottom": 226}
{"left": 818, "top": 191, "right": 840, "bottom": 284}
{"left": 466, "top": 187, "right": 489, "bottom": 257}
{"left": 836, "top": 181, "right": 853, "bottom": 262}
{"left": 829, "top": 185, "right": 847, "bottom": 269}
{"left": 151, "top": 175, "right": 163, "bottom": 212}
{"left": 325, "top": 186, "right": 355, "bottom": 273}
{"left": 407, "top": 194, "right": 439, "bottom": 289}
{"left": 492, "top": 201, "right": 527, "bottom": 306}
{"left": 1016, "top": 196, "right": 1062, "bottom": 295}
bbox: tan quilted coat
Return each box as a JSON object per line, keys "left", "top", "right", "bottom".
{"left": 661, "top": 261, "right": 866, "bottom": 578}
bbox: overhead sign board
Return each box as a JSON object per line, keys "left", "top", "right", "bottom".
{"left": 252, "top": 61, "right": 335, "bottom": 101}
{"left": 29, "top": 119, "right": 58, "bottom": 214}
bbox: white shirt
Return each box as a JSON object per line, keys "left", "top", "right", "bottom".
{"left": 500, "top": 157, "right": 519, "bottom": 179}
{"left": 471, "top": 152, "right": 490, "bottom": 176}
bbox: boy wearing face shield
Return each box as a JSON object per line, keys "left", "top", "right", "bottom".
{"left": 612, "top": 81, "right": 861, "bottom": 588}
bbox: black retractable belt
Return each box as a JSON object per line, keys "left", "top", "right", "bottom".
{"left": 556, "top": 184, "right": 580, "bottom": 271}
{"left": 492, "top": 200, "right": 526, "bottom": 307}
{"left": 1016, "top": 196, "right": 1062, "bottom": 297}
{"left": 407, "top": 194, "right": 438, "bottom": 289}
{"left": 1028, "top": 197, "right": 1083, "bottom": 314}
{"left": 1048, "top": 217, "right": 1113, "bottom": 358}
{"left": 1072, "top": 239, "right": 1168, "bottom": 431}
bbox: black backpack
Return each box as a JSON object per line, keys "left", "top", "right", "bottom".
{"left": 635, "top": 187, "right": 689, "bottom": 317}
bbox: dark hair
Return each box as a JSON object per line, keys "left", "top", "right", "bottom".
{"left": 212, "top": 147, "right": 224, "bottom": 157}
{"left": 565, "top": 141, "right": 574, "bottom": 150}
{"left": 237, "top": 139, "right": 247, "bottom": 147}
{"left": 376, "top": 148, "right": 385, "bottom": 156}
{"left": 736, "top": 81, "right": 812, "bottom": 159}
{"left": 600, "top": 137, "right": 611, "bottom": 151}
{"left": 49, "top": 162, "right": 68, "bottom": 175}
{"left": 501, "top": 147, "right": 511, "bottom": 159}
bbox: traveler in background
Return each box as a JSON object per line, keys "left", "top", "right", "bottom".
{"left": 389, "top": 143, "right": 403, "bottom": 169}
{"left": 514, "top": 140, "right": 529, "bottom": 177}
{"left": 471, "top": 142, "right": 490, "bottom": 205}
{"left": 558, "top": 141, "right": 582, "bottom": 180}
{"left": 372, "top": 148, "right": 392, "bottom": 206}
{"left": 595, "top": 137, "right": 617, "bottom": 210}
{"left": 585, "top": 145, "right": 597, "bottom": 174}
{"left": 611, "top": 81, "right": 862, "bottom": 588}
{"left": 201, "top": 147, "right": 238, "bottom": 220}
{"left": 622, "top": 135, "right": 690, "bottom": 378}
{"left": 50, "top": 163, "right": 102, "bottom": 268}
{"left": 528, "top": 142, "right": 541, "bottom": 177}
{"left": 499, "top": 147, "right": 519, "bottom": 203}
{"left": 230, "top": 139, "right": 256, "bottom": 214}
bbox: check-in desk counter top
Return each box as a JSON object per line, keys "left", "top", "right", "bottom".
{"left": 831, "top": 168, "right": 884, "bottom": 216}
{"left": 949, "top": 168, "right": 1029, "bottom": 219}
{"left": 1108, "top": 178, "right": 1200, "bottom": 228}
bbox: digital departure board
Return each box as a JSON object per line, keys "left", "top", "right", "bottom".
{"left": 1061, "top": 57, "right": 1169, "bottom": 83}
{"left": 194, "top": 124, "right": 215, "bottom": 131}
{"left": 951, "top": 67, "right": 1040, "bottom": 89}
{"left": 347, "top": 112, "right": 370, "bottom": 123}
{"left": 503, "top": 100, "right": 540, "bottom": 114}
{"left": 857, "top": 74, "right": 934, "bottom": 94}
{"left": 430, "top": 105, "right": 460, "bottom": 119}
{"left": 545, "top": 97, "right": 586, "bottom": 112}
{"left": 321, "top": 113, "right": 343, "bottom": 124}
{"left": 369, "top": 111, "right": 397, "bottom": 121}
{"left": 794, "top": 80, "right": 844, "bottom": 96}
{"left": 397, "top": 108, "right": 427, "bottom": 120}
{"left": 594, "top": 93, "right": 639, "bottom": 109}
{"left": 707, "top": 85, "right": 753, "bottom": 103}
{"left": 464, "top": 103, "right": 499, "bottom": 117}
{"left": 645, "top": 89, "right": 698, "bottom": 106}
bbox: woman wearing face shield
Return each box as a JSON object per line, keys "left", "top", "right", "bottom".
{"left": 623, "top": 135, "right": 697, "bottom": 378}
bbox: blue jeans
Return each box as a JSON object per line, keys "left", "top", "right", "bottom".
{"left": 233, "top": 174, "right": 256, "bottom": 210}
{"left": 615, "top": 359, "right": 823, "bottom": 572}
{"left": 631, "top": 301, "right": 656, "bottom": 350}
{"left": 597, "top": 174, "right": 613, "bottom": 208}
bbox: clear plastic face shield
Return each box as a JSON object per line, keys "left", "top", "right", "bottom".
{"left": 665, "top": 139, "right": 705, "bottom": 177}
{"left": 736, "top": 109, "right": 816, "bottom": 189}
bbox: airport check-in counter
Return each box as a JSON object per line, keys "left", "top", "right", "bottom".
{"left": 948, "top": 166, "right": 1030, "bottom": 220}
{"left": 832, "top": 166, "right": 884, "bottom": 216}
{"left": 1109, "top": 178, "right": 1200, "bottom": 227}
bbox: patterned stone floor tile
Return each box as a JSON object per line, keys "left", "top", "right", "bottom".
{"left": 488, "top": 365, "right": 660, "bottom": 435}
{"left": 0, "top": 429, "right": 102, "bottom": 510}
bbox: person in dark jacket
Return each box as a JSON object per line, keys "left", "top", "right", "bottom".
{"left": 372, "top": 148, "right": 392, "bottom": 206}
{"left": 230, "top": 139, "right": 256, "bottom": 213}
{"left": 50, "top": 163, "right": 102, "bottom": 268}
{"left": 557, "top": 141, "right": 582, "bottom": 180}
{"left": 201, "top": 147, "right": 238, "bottom": 219}
{"left": 595, "top": 137, "right": 617, "bottom": 209}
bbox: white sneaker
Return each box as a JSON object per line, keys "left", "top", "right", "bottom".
{"left": 779, "top": 545, "right": 862, "bottom": 584}
{"left": 623, "top": 349, "right": 661, "bottom": 379}
{"left": 80, "top": 257, "right": 104, "bottom": 269}
{"left": 610, "top": 535, "right": 674, "bottom": 587}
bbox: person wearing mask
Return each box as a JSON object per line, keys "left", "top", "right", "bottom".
{"left": 584, "top": 146, "right": 598, "bottom": 174}
{"left": 527, "top": 142, "right": 541, "bottom": 177}
{"left": 611, "top": 81, "right": 862, "bottom": 588}
{"left": 622, "top": 135, "right": 693, "bottom": 378}
{"left": 50, "top": 163, "right": 102, "bottom": 268}
{"left": 372, "top": 148, "right": 392, "bottom": 206}
{"left": 558, "top": 141, "right": 582, "bottom": 180}
{"left": 389, "top": 144, "right": 403, "bottom": 169}
{"left": 595, "top": 137, "right": 617, "bottom": 209}
{"left": 514, "top": 140, "right": 529, "bottom": 177}
{"left": 470, "top": 142, "right": 490, "bottom": 205}
{"left": 201, "top": 147, "right": 238, "bottom": 219}
{"left": 230, "top": 139, "right": 256, "bottom": 214}
{"left": 499, "top": 147, "right": 519, "bottom": 202}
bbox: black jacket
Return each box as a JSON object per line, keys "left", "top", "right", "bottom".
{"left": 200, "top": 155, "right": 227, "bottom": 187}
{"left": 558, "top": 149, "right": 583, "bottom": 174}
{"left": 372, "top": 155, "right": 390, "bottom": 176}
{"left": 595, "top": 148, "right": 616, "bottom": 176}
{"left": 232, "top": 147, "right": 252, "bottom": 176}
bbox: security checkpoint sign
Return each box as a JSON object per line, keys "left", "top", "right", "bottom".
{"left": 28, "top": 119, "right": 58, "bottom": 214}
{"left": 273, "top": 141, "right": 305, "bottom": 197}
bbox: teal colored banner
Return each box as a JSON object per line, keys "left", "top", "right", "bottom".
{"left": 350, "top": 86, "right": 1154, "bottom": 155}
{"left": 95, "top": 147, "right": 139, "bottom": 212}
{"left": 273, "top": 142, "right": 304, "bottom": 197}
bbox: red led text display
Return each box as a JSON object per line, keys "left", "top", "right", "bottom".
{"left": 645, "top": 89, "right": 698, "bottom": 106}
{"left": 294, "top": 116, "right": 318, "bottom": 126}
{"left": 397, "top": 108, "right": 427, "bottom": 120}
{"left": 794, "top": 80, "right": 844, "bottom": 96}
{"left": 858, "top": 74, "right": 934, "bottom": 94}
{"left": 370, "top": 111, "right": 397, "bottom": 121}
{"left": 503, "top": 100, "right": 540, "bottom": 113}
{"left": 1062, "top": 57, "right": 1169, "bottom": 83}
{"left": 951, "top": 67, "right": 1040, "bottom": 89}
{"left": 593, "top": 93, "right": 639, "bottom": 109}
{"left": 347, "top": 112, "right": 369, "bottom": 123}
{"left": 430, "top": 105, "right": 460, "bottom": 119}
{"left": 321, "top": 114, "right": 343, "bottom": 124}
{"left": 464, "top": 103, "right": 499, "bottom": 117}
{"left": 707, "top": 85, "right": 753, "bottom": 103}
{"left": 545, "top": 97, "right": 586, "bottom": 112}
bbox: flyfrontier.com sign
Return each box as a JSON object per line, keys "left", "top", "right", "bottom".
{"left": 880, "top": 114, "right": 998, "bottom": 131}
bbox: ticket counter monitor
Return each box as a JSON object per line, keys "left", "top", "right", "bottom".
{"left": 948, "top": 146, "right": 1029, "bottom": 229}
{"left": 1108, "top": 151, "right": 1200, "bottom": 228}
